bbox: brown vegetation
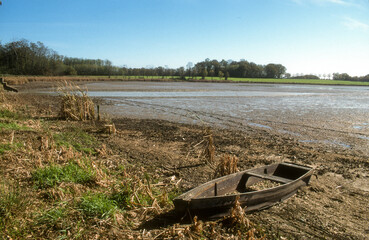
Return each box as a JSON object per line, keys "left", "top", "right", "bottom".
{"left": 0, "top": 91, "right": 268, "bottom": 239}
{"left": 1, "top": 84, "right": 368, "bottom": 239}
{"left": 215, "top": 154, "right": 239, "bottom": 177}
{"left": 58, "top": 81, "right": 95, "bottom": 121}
{"left": 4, "top": 76, "right": 117, "bottom": 85}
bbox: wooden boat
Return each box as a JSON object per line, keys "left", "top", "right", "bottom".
{"left": 173, "top": 162, "right": 313, "bottom": 218}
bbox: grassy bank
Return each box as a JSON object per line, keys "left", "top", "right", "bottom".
{"left": 227, "top": 77, "right": 369, "bottom": 85}
{"left": 0, "top": 89, "right": 268, "bottom": 239}
{"left": 3, "top": 75, "right": 369, "bottom": 86}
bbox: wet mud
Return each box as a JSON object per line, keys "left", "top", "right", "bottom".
{"left": 17, "top": 81, "right": 369, "bottom": 239}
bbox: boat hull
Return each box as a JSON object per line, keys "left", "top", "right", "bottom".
{"left": 174, "top": 162, "right": 313, "bottom": 218}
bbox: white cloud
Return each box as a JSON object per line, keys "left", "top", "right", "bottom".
{"left": 315, "top": 0, "right": 348, "bottom": 5}
{"left": 343, "top": 17, "right": 369, "bottom": 31}
{"left": 291, "top": 0, "right": 352, "bottom": 5}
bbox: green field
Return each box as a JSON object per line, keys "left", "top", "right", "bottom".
{"left": 88, "top": 76, "right": 369, "bottom": 85}
{"left": 225, "top": 77, "right": 369, "bottom": 85}
{"left": 5, "top": 75, "right": 369, "bottom": 86}
{"left": 105, "top": 76, "right": 369, "bottom": 86}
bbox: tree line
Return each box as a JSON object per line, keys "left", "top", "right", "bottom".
{"left": 1, "top": 39, "right": 368, "bottom": 81}
{"left": 0, "top": 40, "right": 285, "bottom": 79}
{"left": 0, "top": 39, "right": 117, "bottom": 76}
{"left": 0, "top": 39, "right": 286, "bottom": 79}
{"left": 332, "top": 73, "right": 369, "bottom": 82}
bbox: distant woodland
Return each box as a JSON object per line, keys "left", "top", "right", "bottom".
{"left": 1, "top": 39, "right": 368, "bottom": 81}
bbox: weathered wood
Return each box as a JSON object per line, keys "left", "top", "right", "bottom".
{"left": 173, "top": 162, "right": 313, "bottom": 219}
{"left": 104, "top": 124, "right": 116, "bottom": 134}
{"left": 0, "top": 78, "right": 18, "bottom": 92}
{"left": 97, "top": 105, "right": 100, "bottom": 121}
{"left": 244, "top": 172, "right": 292, "bottom": 184}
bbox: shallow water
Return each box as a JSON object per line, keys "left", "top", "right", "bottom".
{"left": 85, "top": 81, "right": 369, "bottom": 153}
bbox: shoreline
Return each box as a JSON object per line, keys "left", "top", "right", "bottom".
{"left": 1, "top": 83, "right": 368, "bottom": 239}
{"left": 4, "top": 75, "right": 369, "bottom": 87}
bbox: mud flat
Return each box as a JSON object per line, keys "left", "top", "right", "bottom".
{"left": 16, "top": 81, "right": 369, "bottom": 239}
{"left": 79, "top": 81, "right": 369, "bottom": 155}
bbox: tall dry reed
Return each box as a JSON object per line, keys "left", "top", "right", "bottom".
{"left": 214, "top": 154, "right": 239, "bottom": 177}
{"left": 58, "top": 81, "right": 95, "bottom": 121}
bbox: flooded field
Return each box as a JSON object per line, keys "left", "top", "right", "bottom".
{"left": 84, "top": 81, "right": 369, "bottom": 155}
{"left": 16, "top": 81, "right": 369, "bottom": 239}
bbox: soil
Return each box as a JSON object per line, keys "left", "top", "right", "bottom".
{"left": 9, "top": 82, "right": 369, "bottom": 239}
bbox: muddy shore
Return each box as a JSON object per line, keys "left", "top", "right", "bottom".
{"left": 10, "top": 82, "right": 369, "bottom": 239}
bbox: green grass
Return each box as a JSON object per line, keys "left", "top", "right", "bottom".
{"left": 0, "top": 183, "right": 22, "bottom": 220}
{"left": 0, "top": 108, "right": 29, "bottom": 121}
{"left": 167, "top": 188, "right": 181, "bottom": 203}
{"left": 0, "top": 143, "right": 22, "bottom": 155}
{"left": 53, "top": 128, "right": 98, "bottom": 155}
{"left": 0, "top": 143, "right": 13, "bottom": 155}
{"left": 79, "top": 193, "right": 117, "bottom": 219}
{"left": 32, "top": 161, "right": 96, "bottom": 189}
{"left": 0, "top": 109, "right": 18, "bottom": 119}
{"left": 0, "top": 181, "right": 24, "bottom": 236}
{"left": 211, "top": 77, "right": 369, "bottom": 85}
{"left": 35, "top": 205, "right": 67, "bottom": 230}
{"left": 0, "top": 122, "right": 28, "bottom": 131}
{"left": 75, "top": 75, "right": 173, "bottom": 79}
{"left": 110, "top": 174, "right": 179, "bottom": 210}
{"left": 0, "top": 142, "right": 23, "bottom": 155}
{"left": 74, "top": 75, "right": 369, "bottom": 85}
{"left": 110, "top": 183, "right": 135, "bottom": 210}
{"left": 9, "top": 74, "right": 369, "bottom": 86}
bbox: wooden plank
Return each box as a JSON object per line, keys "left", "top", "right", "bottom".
{"left": 245, "top": 172, "right": 293, "bottom": 184}
{"left": 280, "top": 162, "right": 312, "bottom": 171}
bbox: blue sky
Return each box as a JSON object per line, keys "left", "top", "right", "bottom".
{"left": 1, "top": 0, "right": 368, "bottom": 76}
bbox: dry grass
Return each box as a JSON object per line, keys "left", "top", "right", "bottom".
{"left": 195, "top": 127, "right": 216, "bottom": 164}
{"left": 0, "top": 81, "right": 7, "bottom": 102}
{"left": 148, "top": 198, "right": 265, "bottom": 239}
{"left": 3, "top": 76, "right": 29, "bottom": 85}
{"left": 0, "top": 91, "right": 272, "bottom": 239}
{"left": 214, "top": 154, "right": 239, "bottom": 177}
{"left": 3, "top": 76, "right": 106, "bottom": 85}
{"left": 0, "top": 90, "right": 4, "bottom": 103}
{"left": 104, "top": 123, "right": 116, "bottom": 134}
{"left": 219, "top": 196, "right": 264, "bottom": 239}
{"left": 204, "top": 128, "right": 216, "bottom": 163}
{"left": 58, "top": 81, "right": 95, "bottom": 121}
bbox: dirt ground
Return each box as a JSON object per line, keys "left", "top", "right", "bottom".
{"left": 11, "top": 82, "right": 369, "bottom": 239}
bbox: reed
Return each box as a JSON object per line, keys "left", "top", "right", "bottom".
{"left": 214, "top": 154, "right": 239, "bottom": 177}
{"left": 58, "top": 81, "right": 95, "bottom": 121}
{"left": 203, "top": 128, "right": 215, "bottom": 164}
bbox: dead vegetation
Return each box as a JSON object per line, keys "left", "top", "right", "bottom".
{"left": 196, "top": 127, "right": 239, "bottom": 178}
{"left": 58, "top": 81, "right": 95, "bottom": 121}
{"left": 1, "top": 91, "right": 267, "bottom": 239}
{"left": 192, "top": 127, "right": 216, "bottom": 164}
{"left": 2, "top": 86, "right": 368, "bottom": 239}
{"left": 203, "top": 128, "right": 216, "bottom": 164}
{"left": 1, "top": 76, "right": 30, "bottom": 85}
{"left": 3, "top": 76, "right": 114, "bottom": 85}
{"left": 146, "top": 197, "right": 265, "bottom": 239}
{"left": 215, "top": 154, "right": 239, "bottom": 177}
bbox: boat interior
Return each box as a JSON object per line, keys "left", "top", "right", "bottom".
{"left": 195, "top": 163, "right": 312, "bottom": 198}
